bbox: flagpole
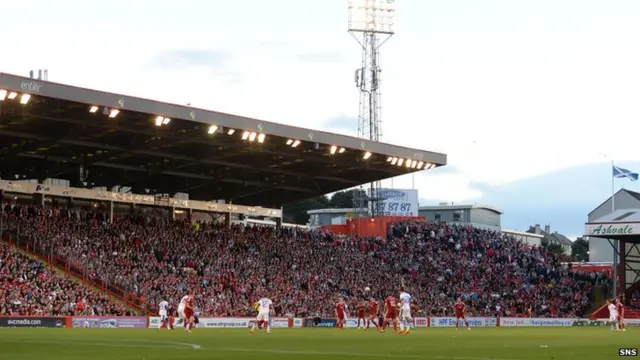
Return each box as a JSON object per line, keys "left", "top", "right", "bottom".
{"left": 612, "top": 160, "right": 615, "bottom": 212}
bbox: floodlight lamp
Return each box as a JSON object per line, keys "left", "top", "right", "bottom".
{"left": 162, "top": 118, "right": 171, "bottom": 125}
{"left": 286, "top": 139, "right": 294, "bottom": 145}
{"left": 411, "top": 160, "right": 418, "bottom": 169}
{"left": 386, "top": 156, "right": 393, "bottom": 162}
{"left": 155, "top": 116, "right": 164, "bottom": 126}
{"left": 397, "top": 158, "right": 404, "bottom": 166}
{"left": 227, "top": 129, "right": 235, "bottom": 135}
{"left": 363, "top": 152, "right": 372, "bottom": 160}
{"left": 339, "top": 147, "right": 346, "bottom": 153}
{"left": 390, "top": 157, "right": 398, "bottom": 165}
{"left": 417, "top": 161, "right": 424, "bottom": 169}
{"left": 0, "top": 89, "right": 7, "bottom": 101}
{"left": 348, "top": 0, "right": 396, "bottom": 34}
{"left": 109, "top": 109, "right": 120, "bottom": 118}
{"left": 292, "top": 140, "right": 301, "bottom": 148}
{"left": 405, "top": 160, "right": 412, "bottom": 168}
{"left": 330, "top": 145, "right": 338, "bottom": 154}
{"left": 89, "top": 106, "right": 99, "bottom": 113}
{"left": 257, "top": 133, "right": 266, "bottom": 143}
{"left": 20, "top": 94, "right": 31, "bottom": 105}
{"left": 249, "top": 132, "right": 257, "bottom": 142}
{"left": 242, "top": 131, "right": 250, "bottom": 140}
{"left": 8, "top": 92, "right": 17, "bottom": 100}
{"left": 208, "top": 125, "right": 218, "bottom": 134}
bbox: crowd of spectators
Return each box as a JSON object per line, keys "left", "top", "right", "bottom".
{"left": 1, "top": 203, "right": 603, "bottom": 318}
{"left": 0, "top": 241, "right": 129, "bottom": 316}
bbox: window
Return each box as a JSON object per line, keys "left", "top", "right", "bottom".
{"left": 434, "top": 213, "right": 441, "bottom": 221}
{"left": 453, "top": 211, "right": 461, "bottom": 222}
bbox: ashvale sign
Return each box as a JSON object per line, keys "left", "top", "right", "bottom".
{"left": 586, "top": 223, "right": 637, "bottom": 236}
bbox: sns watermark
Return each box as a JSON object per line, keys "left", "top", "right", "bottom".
{"left": 619, "top": 348, "right": 638, "bottom": 357}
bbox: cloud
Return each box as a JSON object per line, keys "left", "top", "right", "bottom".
{"left": 149, "top": 50, "right": 229, "bottom": 69}
{"left": 296, "top": 52, "right": 346, "bottom": 63}
{"left": 3, "top": 0, "right": 640, "bottom": 241}
{"left": 386, "top": 170, "right": 484, "bottom": 205}
{"left": 322, "top": 115, "right": 358, "bottom": 135}
{"left": 473, "top": 161, "right": 640, "bottom": 235}
{"left": 407, "top": 161, "right": 640, "bottom": 237}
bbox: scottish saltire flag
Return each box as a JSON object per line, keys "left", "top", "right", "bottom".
{"left": 613, "top": 165, "right": 639, "bottom": 181}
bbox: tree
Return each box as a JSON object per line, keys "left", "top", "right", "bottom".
{"left": 541, "top": 238, "right": 565, "bottom": 256}
{"left": 547, "top": 243, "right": 565, "bottom": 255}
{"left": 329, "top": 189, "right": 367, "bottom": 208}
{"left": 282, "top": 195, "right": 330, "bottom": 225}
{"left": 571, "top": 237, "right": 589, "bottom": 262}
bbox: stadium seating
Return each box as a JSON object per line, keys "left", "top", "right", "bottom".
{"left": 0, "top": 241, "right": 128, "bottom": 316}
{"left": 1, "top": 204, "right": 600, "bottom": 318}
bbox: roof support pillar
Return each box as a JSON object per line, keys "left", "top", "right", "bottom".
{"left": 620, "top": 240, "right": 626, "bottom": 299}
{"left": 613, "top": 239, "right": 618, "bottom": 299}
{"left": 33, "top": 192, "right": 44, "bottom": 207}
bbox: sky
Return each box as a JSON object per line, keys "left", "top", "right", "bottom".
{"left": 1, "top": 0, "right": 640, "bottom": 238}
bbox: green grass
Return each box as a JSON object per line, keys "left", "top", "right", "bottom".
{"left": 0, "top": 327, "right": 634, "bottom": 360}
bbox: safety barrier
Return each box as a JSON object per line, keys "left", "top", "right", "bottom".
{"left": 2, "top": 316, "right": 638, "bottom": 329}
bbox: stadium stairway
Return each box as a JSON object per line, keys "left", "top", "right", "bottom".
{"left": 0, "top": 231, "right": 148, "bottom": 316}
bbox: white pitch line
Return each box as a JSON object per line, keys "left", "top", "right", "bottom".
{"left": 218, "top": 347, "right": 521, "bottom": 360}
{"left": 65, "top": 337, "right": 202, "bottom": 349}
{"left": 0, "top": 339, "right": 201, "bottom": 350}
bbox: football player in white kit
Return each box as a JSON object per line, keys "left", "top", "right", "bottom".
{"left": 157, "top": 300, "right": 172, "bottom": 331}
{"left": 607, "top": 299, "right": 619, "bottom": 332}
{"left": 250, "top": 297, "right": 274, "bottom": 334}
{"left": 399, "top": 287, "right": 412, "bottom": 334}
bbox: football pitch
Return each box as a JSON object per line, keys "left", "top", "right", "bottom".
{"left": 0, "top": 327, "right": 633, "bottom": 360}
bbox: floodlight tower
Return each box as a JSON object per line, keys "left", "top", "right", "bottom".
{"left": 348, "top": 0, "right": 395, "bottom": 218}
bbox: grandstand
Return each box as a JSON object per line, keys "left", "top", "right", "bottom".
{"left": 0, "top": 71, "right": 443, "bottom": 315}
{"left": 0, "top": 72, "right": 631, "bottom": 324}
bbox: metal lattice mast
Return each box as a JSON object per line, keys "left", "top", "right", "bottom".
{"left": 348, "top": 0, "right": 395, "bottom": 218}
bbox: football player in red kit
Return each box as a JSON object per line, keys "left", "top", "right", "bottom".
{"left": 335, "top": 298, "right": 348, "bottom": 330}
{"left": 454, "top": 298, "right": 470, "bottom": 330}
{"left": 380, "top": 295, "right": 400, "bottom": 334}
{"left": 356, "top": 301, "right": 367, "bottom": 329}
{"left": 616, "top": 297, "right": 626, "bottom": 331}
{"left": 184, "top": 293, "right": 196, "bottom": 333}
{"left": 366, "top": 297, "right": 380, "bottom": 330}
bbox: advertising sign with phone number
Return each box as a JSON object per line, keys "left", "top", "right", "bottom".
{"left": 374, "top": 189, "right": 418, "bottom": 217}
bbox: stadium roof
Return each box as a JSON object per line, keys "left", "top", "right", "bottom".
{"left": 0, "top": 72, "right": 447, "bottom": 208}
{"left": 418, "top": 204, "right": 503, "bottom": 215}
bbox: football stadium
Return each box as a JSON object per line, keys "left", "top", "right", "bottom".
{"left": 0, "top": 74, "right": 637, "bottom": 360}
{"left": 1, "top": 2, "right": 640, "bottom": 360}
